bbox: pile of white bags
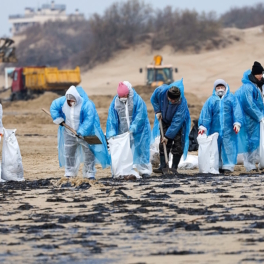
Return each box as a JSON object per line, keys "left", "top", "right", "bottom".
{"left": 197, "top": 133, "right": 219, "bottom": 174}
{"left": 1, "top": 128, "right": 24, "bottom": 181}
{"left": 108, "top": 132, "right": 140, "bottom": 179}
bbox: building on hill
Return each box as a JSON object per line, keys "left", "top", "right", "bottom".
{"left": 9, "top": 1, "right": 84, "bottom": 36}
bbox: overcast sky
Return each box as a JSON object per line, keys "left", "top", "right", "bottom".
{"left": 1, "top": 0, "right": 261, "bottom": 36}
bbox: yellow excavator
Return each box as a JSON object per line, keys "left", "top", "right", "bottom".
{"left": 140, "top": 55, "right": 178, "bottom": 87}
{"left": 0, "top": 38, "right": 17, "bottom": 63}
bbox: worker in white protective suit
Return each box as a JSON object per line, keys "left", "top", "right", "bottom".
{"left": 50, "top": 86, "right": 110, "bottom": 179}
{"left": 106, "top": 81, "right": 152, "bottom": 178}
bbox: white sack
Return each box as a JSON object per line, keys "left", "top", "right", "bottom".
{"left": 1, "top": 128, "right": 24, "bottom": 181}
{"left": 0, "top": 136, "right": 4, "bottom": 183}
{"left": 150, "top": 136, "right": 160, "bottom": 166}
{"left": 108, "top": 132, "right": 140, "bottom": 179}
{"left": 197, "top": 133, "right": 219, "bottom": 174}
{"left": 237, "top": 154, "right": 244, "bottom": 165}
{"left": 151, "top": 136, "right": 199, "bottom": 170}
{"left": 259, "top": 122, "right": 264, "bottom": 169}
{"left": 178, "top": 155, "right": 198, "bottom": 170}
{"left": 0, "top": 163, "right": 4, "bottom": 183}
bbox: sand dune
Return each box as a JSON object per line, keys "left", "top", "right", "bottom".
{"left": 80, "top": 26, "right": 264, "bottom": 97}
{"left": 1, "top": 26, "right": 263, "bottom": 99}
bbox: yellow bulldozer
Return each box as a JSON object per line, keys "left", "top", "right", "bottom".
{"left": 140, "top": 55, "right": 178, "bottom": 87}
{"left": 0, "top": 38, "right": 17, "bottom": 63}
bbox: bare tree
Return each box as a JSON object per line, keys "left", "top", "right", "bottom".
{"left": 15, "top": 0, "right": 222, "bottom": 68}
{"left": 221, "top": 3, "right": 264, "bottom": 28}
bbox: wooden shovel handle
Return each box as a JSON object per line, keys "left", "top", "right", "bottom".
{"left": 41, "top": 108, "right": 78, "bottom": 136}
{"left": 159, "top": 119, "right": 169, "bottom": 165}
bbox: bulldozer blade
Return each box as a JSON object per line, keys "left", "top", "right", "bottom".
{"left": 82, "top": 135, "right": 102, "bottom": 145}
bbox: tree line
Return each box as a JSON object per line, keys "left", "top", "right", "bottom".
{"left": 14, "top": 1, "right": 264, "bottom": 69}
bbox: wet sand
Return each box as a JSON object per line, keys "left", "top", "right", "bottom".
{"left": 1, "top": 173, "right": 264, "bottom": 263}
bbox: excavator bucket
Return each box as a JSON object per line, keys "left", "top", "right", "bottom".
{"left": 0, "top": 38, "right": 17, "bottom": 63}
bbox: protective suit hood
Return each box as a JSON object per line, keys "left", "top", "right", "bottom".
{"left": 65, "top": 86, "right": 82, "bottom": 105}
{"left": 76, "top": 86, "right": 89, "bottom": 102}
{"left": 123, "top": 81, "right": 132, "bottom": 91}
{"left": 213, "top": 79, "right": 227, "bottom": 90}
{"left": 168, "top": 79, "right": 184, "bottom": 100}
{"left": 212, "top": 82, "right": 230, "bottom": 97}
{"left": 241, "top": 70, "right": 252, "bottom": 85}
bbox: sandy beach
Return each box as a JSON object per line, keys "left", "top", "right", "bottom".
{"left": 0, "top": 25, "right": 264, "bottom": 263}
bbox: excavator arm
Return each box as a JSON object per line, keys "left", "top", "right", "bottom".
{"left": 0, "top": 38, "right": 17, "bottom": 63}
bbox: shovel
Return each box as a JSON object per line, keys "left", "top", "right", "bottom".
{"left": 159, "top": 119, "right": 176, "bottom": 175}
{"left": 42, "top": 108, "right": 102, "bottom": 145}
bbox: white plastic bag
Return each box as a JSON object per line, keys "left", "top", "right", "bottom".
{"left": 259, "top": 122, "right": 264, "bottom": 169}
{"left": 197, "top": 133, "right": 219, "bottom": 174}
{"left": 1, "top": 128, "right": 24, "bottom": 181}
{"left": 0, "top": 137, "right": 4, "bottom": 183}
{"left": 237, "top": 154, "right": 244, "bottom": 165}
{"left": 108, "top": 132, "right": 140, "bottom": 179}
{"left": 150, "top": 136, "right": 160, "bottom": 166}
{"left": 178, "top": 155, "right": 198, "bottom": 170}
{"left": 0, "top": 163, "right": 4, "bottom": 183}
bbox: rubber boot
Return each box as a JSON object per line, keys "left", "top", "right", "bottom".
{"left": 142, "top": 174, "right": 151, "bottom": 179}
{"left": 153, "top": 155, "right": 166, "bottom": 174}
{"left": 172, "top": 155, "right": 181, "bottom": 171}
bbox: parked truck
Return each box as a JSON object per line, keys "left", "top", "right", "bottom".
{"left": 10, "top": 66, "right": 81, "bottom": 100}
{"left": 139, "top": 55, "right": 178, "bottom": 87}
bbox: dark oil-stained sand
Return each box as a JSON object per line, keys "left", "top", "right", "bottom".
{"left": 0, "top": 85, "right": 263, "bottom": 263}
{"left": 1, "top": 173, "right": 264, "bottom": 263}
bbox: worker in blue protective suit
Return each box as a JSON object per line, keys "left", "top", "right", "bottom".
{"left": 198, "top": 79, "right": 243, "bottom": 173}
{"left": 106, "top": 81, "right": 152, "bottom": 178}
{"left": 151, "top": 79, "right": 191, "bottom": 173}
{"left": 235, "top": 61, "right": 264, "bottom": 171}
{"left": 50, "top": 85, "right": 110, "bottom": 179}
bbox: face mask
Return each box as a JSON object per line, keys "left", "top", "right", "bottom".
{"left": 70, "top": 102, "right": 76, "bottom": 107}
{"left": 119, "top": 98, "right": 127, "bottom": 103}
{"left": 168, "top": 98, "right": 180, "bottom": 105}
{"left": 216, "top": 89, "right": 225, "bottom": 98}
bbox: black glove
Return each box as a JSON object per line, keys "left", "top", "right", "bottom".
{"left": 59, "top": 121, "right": 65, "bottom": 127}
{"left": 76, "top": 134, "right": 82, "bottom": 139}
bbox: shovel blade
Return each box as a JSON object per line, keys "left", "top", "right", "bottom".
{"left": 83, "top": 136, "right": 102, "bottom": 145}
{"left": 162, "top": 167, "right": 176, "bottom": 175}
{"left": 162, "top": 168, "right": 170, "bottom": 174}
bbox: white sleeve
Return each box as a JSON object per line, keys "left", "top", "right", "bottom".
{"left": 198, "top": 125, "right": 207, "bottom": 132}
{"left": 53, "top": 117, "right": 64, "bottom": 125}
{"left": 0, "top": 104, "right": 3, "bottom": 134}
{"left": 233, "top": 122, "right": 241, "bottom": 127}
